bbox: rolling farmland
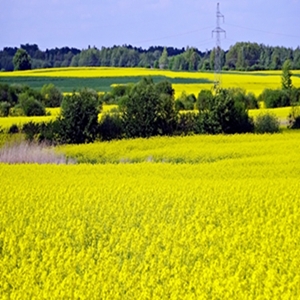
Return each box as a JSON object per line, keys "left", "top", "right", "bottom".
{"left": 1, "top": 67, "right": 300, "bottom": 298}
{"left": 1, "top": 67, "right": 300, "bottom": 97}
{"left": 1, "top": 132, "right": 300, "bottom": 298}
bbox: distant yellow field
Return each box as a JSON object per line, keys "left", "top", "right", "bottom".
{"left": 1, "top": 67, "right": 300, "bottom": 98}
{"left": 248, "top": 106, "right": 294, "bottom": 121}
{"left": 0, "top": 105, "right": 118, "bottom": 129}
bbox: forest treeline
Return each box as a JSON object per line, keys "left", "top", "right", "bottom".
{"left": 1, "top": 42, "right": 300, "bottom": 72}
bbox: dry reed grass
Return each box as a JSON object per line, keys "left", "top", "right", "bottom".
{"left": 0, "top": 141, "right": 75, "bottom": 164}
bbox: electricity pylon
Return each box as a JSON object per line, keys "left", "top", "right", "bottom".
{"left": 212, "top": 3, "right": 226, "bottom": 89}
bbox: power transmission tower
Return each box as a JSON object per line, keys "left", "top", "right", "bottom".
{"left": 212, "top": 3, "right": 226, "bottom": 88}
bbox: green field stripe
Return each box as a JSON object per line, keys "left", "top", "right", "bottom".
{"left": 0, "top": 76, "right": 212, "bottom": 93}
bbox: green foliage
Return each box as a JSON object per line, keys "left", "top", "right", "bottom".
{"left": 8, "top": 124, "right": 20, "bottom": 134}
{"left": 22, "top": 121, "right": 41, "bottom": 141}
{"left": 41, "top": 83, "right": 63, "bottom": 107}
{"left": 2, "top": 42, "right": 300, "bottom": 72}
{"left": 59, "top": 89, "right": 100, "bottom": 144}
{"left": 245, "top": 92, "right": 259, "bottom": 109}
{"left": 0, "top": 83, "right": 19, "bottom": 106}
{"left": 226, "top": 42, "right": 261, "bottom": 70}
{"left": 13, "top": 49, "right": 32, "bottom": 71}
{"left": 289, "top": 116, "right": 300, "bottom": 129}
{"left": 290, "top": 87, "right": 300, "bottom": 105}
{"left": 100, "top": 84, "right": 133, "bottom": 105}
{"left": 120, "top": 78, "right": 177, "bottom": 138}
{"left": 98, "top": 114, "right": 123, "bottom": 141}
{"left": 198, "top": 89, "right": 254, "bottom": 134}
{"left": 0, "top": 102, "right": 11, "bottom": 117}
{"left": 255, "top": 113, "right": 280, "bottom": 133}
{"left": 196, "top": 90, "right": 214, "bottom": 111}
{"left": 281, "top": 59, "right": 293, "bottom": 90}
{"left": 226, "top": 88, "right": 259, "bottom": 110}
{"left": 19, "top": 92, "right": 46, "bottom": 116}
{"left": 259, "top": 89, "right": 290, "bottom": 108}
{"left": 175, "top": 92, "right": 196, "bottom": 111}
{"left": 175, "top": 112, "right": 200, "bottom": 135}
{"left": 288, "top": 106, "right": 300, "bottom": 129}
{"left": 37, "top": 120, "right": 62, "bottom": 143}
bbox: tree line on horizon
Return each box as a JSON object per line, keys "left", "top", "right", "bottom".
{"left": 1, "top": 42, "right": 300, "bottom": 72}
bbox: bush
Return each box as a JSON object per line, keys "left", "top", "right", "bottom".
{"left": 98, "top": 113, "right": 123, "bottom": 141}
{"left": 175, "top": 99, "right": 185, "bottom": 111}
{"left": 224, "top": 88, "right": 258, "bottom": 110}
{"left": 290, "top": 116, "right": 300, "bottom": 129}
{"left": 290, "top": 87, "right": 300, "bottom": 105}
{"left": 175, "top": 112, "right": 199, "bottom": 135}
{"left": 22, "top": 121, "right": 41, "bottom": 141}
{"left": 41, "top": 83, "right": 63, "bottom": 107}
{"left": 0, "top": 83, "right": 19, "bottom": 106}
{"left": 0, "top": 102, "right": 11, "bottom": 117}
{"left": 9, "top": 106, "right": 24, "bottom": 116}
{"left": 246, "top": 92, "right": 259, "bottom": 109}
{"left": 288, "top": 106, "right": 300, "bottom": 129}
{"left": 8, "top": 124, "right": 20, "bottom": 134}
{"left": 259, "top": 89, "right": 290, "bottom": 108}
{"left": 19, "top": 92, "right": 46, "bottom": 116}
{"left": 255, "top": 113, "right": 280, "bottom": 133}
{"left": 175, "top": 92, "right": 196, "bottom": 111}
{"left": 38, "top": 120, "right": 62, "bottom": 144}
{"left": 196, "top": 90, "right": 214, "bottom": 111}
{"left": 198, "top": 89, "right": 254, "bottom": 134}
{"left": 59, "top": 89, "right": 100, "bottom": 144}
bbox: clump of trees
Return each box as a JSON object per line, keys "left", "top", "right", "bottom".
{"left": 119, "top": 78, "right": 177, "bottom": 138}
{"left": 0, "top": 83, "right": 63, "bottom": 117}
{"left": 13, "top": 48, "right": 32, "bottom": 71}
{"left": 18, "top": 78, "right": 257, "bottom": 144}
{"left": 258, "top": 59, "right": 300, "bottom": 108}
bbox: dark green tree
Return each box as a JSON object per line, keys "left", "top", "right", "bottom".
{"left": 259, "top": 89, "right": 290, "bottom": 108}
{"left": 196, "top": 89, "right": 214, "bottom": 111}
{"left": 119, "top": 78, "right": 177, "bottom": 138}
{"left": 281, "top": 59, "right": 293, "bottom": 91}
{"left": 198, "top": 89, "right": 253, "bottom": 134}
{"left": 19, "top": 92, "right": 46, "bottom": 116}
{"left": 13, "top": 49, "right": 32, "bottom": 71}
{"left": 41, "top": 83, "right": 63, "bottom": 107}
{"left": 59, "top": 89, "right": 100, "bottom": 144}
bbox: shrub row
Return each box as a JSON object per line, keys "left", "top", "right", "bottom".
{"left": 6, "top": 78, "right": 288, "bottom": 144}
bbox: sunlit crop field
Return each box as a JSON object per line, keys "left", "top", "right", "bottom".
{"left": 1, "top": 67, "right": 300, "bottom": 97}
{"left": 1, "top": 132, "right": 300, "bottom": 298}
{"left": 0, "top": 105, "right": 117, "bottom": 129}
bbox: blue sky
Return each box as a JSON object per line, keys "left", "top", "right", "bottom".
{"left": 1, "top": 0, "right": 299, "bottom": 51}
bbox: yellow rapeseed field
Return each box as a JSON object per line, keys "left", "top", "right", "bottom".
{"left": 0, "top": 105, "right": 117, "bottom": 129}
{"left": 1, "top": 67, "right": 300, "bottom": 97}
{"left": 1, "top": 132, "right": 300, "bottom": 298}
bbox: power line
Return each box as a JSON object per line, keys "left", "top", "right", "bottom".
{"left": 134, "top": 26, "right": 214, "bottom": 46}
{"left": 226, "top": 23, "right": 300, "bottom": 39}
